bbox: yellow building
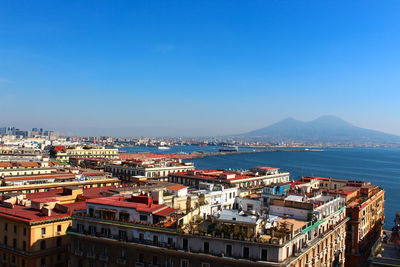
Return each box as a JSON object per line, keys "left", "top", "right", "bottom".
{"left": 0, "top": 160, "right": 61, "bottom": 177}
{"left": 52, "top": 146, "right": 118, "bottom": 162}
{"left": 0, "top": 185, "right": 120, "bottom": 267}
{"left": 0, "top": 199, "right": 72, "bottom": 267}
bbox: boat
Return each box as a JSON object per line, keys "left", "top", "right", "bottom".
{"left": 158, "top": 146, "right": 171, "bottom": 150}
{"left": 219, "top": 146, "right": 239, "bottom": 152}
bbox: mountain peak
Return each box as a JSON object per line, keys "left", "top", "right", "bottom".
{"left": 239, "top": 115, "right": 400, "bottom": 144}
{"left": 311, "top": 115, "right": 349, "bottom": 124}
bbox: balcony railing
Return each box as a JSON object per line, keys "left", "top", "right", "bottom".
{"left": 116, "top": 258, "right": 127, "bottom": 265}
{"left": 74, "top": 249, "right": 84, "bottom": 256}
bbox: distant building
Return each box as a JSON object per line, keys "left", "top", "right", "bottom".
{"left": 51, "top": 146, "right": 118, "bottom": 161}
{"left": 106, "top": 158, "right": 195, "bottom": 181}
{"left": 168, "top": 167, "right": 290, "bottom": 188}
{"left": 0, "top": 158, "right": 61, "bottom": 178}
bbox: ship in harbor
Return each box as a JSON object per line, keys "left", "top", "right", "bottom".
{"left": 219, "top": 146, "right": 239, "bottom": 152}
{"left": 157, "top": 146, "right": 171, "bottom": 150}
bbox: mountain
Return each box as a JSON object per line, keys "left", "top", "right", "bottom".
{"left": 239, "top": 115, "right": 400, "bottom": 144}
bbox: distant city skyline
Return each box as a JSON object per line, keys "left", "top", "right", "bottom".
{"left": 1, "top": 1, "right": 400, "bottom": 136}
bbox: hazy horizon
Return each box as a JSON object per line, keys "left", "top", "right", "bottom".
{"left": 1, "top": 1, "right": 400, "bottom": 136}
{"left": 1, "top": 115, "right": 399, "bottom": 138}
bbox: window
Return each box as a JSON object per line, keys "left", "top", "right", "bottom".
{"left": 12, "top": 239, "right": 16, "bottom": 248}
{"left": 139, "top": 233, "right": 144, "bottom": 241}
{"left": 89, "top": 225, "right": 96, "bottom": 236}
{"left": 153, "top": 235, "right": 158, "bottom": 244}
{"left": 181, "top": 259, "right": 189, "bottom": 267}
{"left": 119, "top": 230, "right": 127, "bottom": 241}
{"left": 168, "top": 237, "right": 173, "bottom": 245}
{"left": 247, "top": 204, "right": 253, "bottom": 211}
{"left": 137, "top": 253, "right": 144, "bottom": 263}
{"left": 183, "top": 238, "right": 188, "bottom": 250}
{"left": 22, "top": 259, "right": 25, "bottom": 267}
{"left": 4, "top": 236, "right": 7, "bottom": 246}
{"left": 13, "top": 225, "right": 16, "bottom": 234}
{"left": 204, "top": 242, "right": 209, "bottom": 253}
{"left": 57, "top": 225, "right": 62, "bottom": 233}
{"left": 77, "top": 224, "right": 84, "bottom": 233}
{"left": 243, "top": 247, "right": 249, "bottom": 259}
{"left": 41, "top": 258, "right": 45, "bottom": 267}
{"left": 41, "top": 240, "right": 46, "bottom": 249}
{"left": 152, "top": 256, "right": 158, "bottom": 265}
{"left": 4, "top": 223, "right": 7, "bottom": 232}
{"left": 57, "top": 237, "right": 62, "bottom": 247}
{"left": 140, "top": 215, "right": 147, "bottom": 221}
{"left": 41, "top": 227, "right": 46, "bottom": 236}
{"left": 23, "top": 228, "right": 26, "bottom": 236}
{"left": 226, "top": 244, "right": 232, "bottom": 257}
{"left": 23, "top": 241, "right": 26, "bottom": 251}
{"left": 261, "top": 249, "right": 268, "bottom": 260}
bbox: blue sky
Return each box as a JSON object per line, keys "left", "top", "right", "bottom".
{"left": 1, "top": 1, "right": 400, "bottom": 136}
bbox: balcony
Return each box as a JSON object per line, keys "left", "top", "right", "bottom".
{"left": 87, "top": 252, "right": 96, "bottom": 259}
{"left": 74, "top": 249, "right": 84, "bottom": 256}
{"left": 116, "top": 258, "right": 127, "bottom": 265}
{"left": 99, "top": 254, "right": 109, "bottom": 261}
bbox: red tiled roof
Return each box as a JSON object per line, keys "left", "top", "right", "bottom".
{"left": 153, "top": 207, "right": 176, "bottom": 216}
{"left": 17, "top": 162, "right": 40, "bottom": 168}
{"left": 31, "top": 198, "right": 58, "bottom": 203}
{"left": 4, "top": 173, "right": 76, "bottom": 182}
{"left": 0, "top": 162, "right": 13, "bottom": 168}
{"left": 26, "top": 185, "right": 119, "bottom": 200}
{"left": 0, "top": 205, "right": 69, "bottom": 222}
{"left": 62, "top": 201, "right": 87, "bottom": 212}
{"left": 4, "top": 171, "right": 107, "bottom": 182}
{"left": 167, "top": 185, "right": 188, "bottom": 191}
{"left": 54, "top": 146, "right": 66, "bottom": 151}
{"left": 87, "top": 196, "right": 171, "bottom": 214}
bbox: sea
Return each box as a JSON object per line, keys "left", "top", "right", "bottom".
{"left": 122, "top": 145, "right": 400, "bottom": 229}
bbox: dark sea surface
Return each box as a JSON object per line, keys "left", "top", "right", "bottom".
{"left": 123, "top": 146, "right": 400, "bottom": 229}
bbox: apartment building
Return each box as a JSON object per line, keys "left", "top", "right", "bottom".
{"left": 0, "top": 185, "right": 122, "bottom": 267}
{"left": 168, "top": 167, "right": 290, "bottom": 189}
{"left": 51, "top": 146, "right": 118, "bottom": 162}
{"left": 0, "top": 171, "right": 120, "bottom": 196}
{"left": 298, "top": 176, "right": 386, "bottom": 267}
{"left": 68, "top": 189, "right": 347, "bottom": 267}
{"left": 0, "top": 159, "right": 61, "bottom": 177}
{"left": 105, "top": 158, "right": 195, "bottom": 182}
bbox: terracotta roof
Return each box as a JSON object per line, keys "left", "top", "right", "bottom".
{"left": 4, "top": 171, "right": 107, "bottom": 182}
{"left": 26, "top": 185, "right": 118, "bottom": 200}
{"left": 167, "top": 185, "right": 188, "bottom": 191}
{"left": 17, "top": 162, "right": 40, "bottom": 168}
{"left": 153, "top": 207, "right": 176, "bottom": 216}
{"left": 0, "top": 205, "right": 69, "bottom": 222}
{"left": 0, "top": 162, "right": 13, "bottom": 168}
{"left": 87, "top": 196, "right": 174, "bottom": 214}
